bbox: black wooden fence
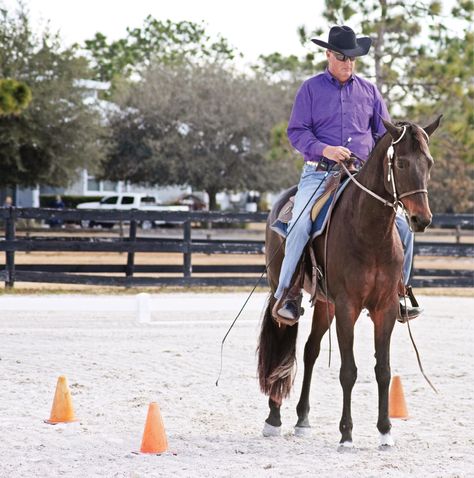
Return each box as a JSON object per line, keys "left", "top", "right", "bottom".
{"left": 0, "top": 207, "right": 473, "bottom": 288}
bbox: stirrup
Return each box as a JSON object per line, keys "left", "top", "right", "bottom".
{"left": 405, "top": 285, "right": 419, "bottom": 308}
{"left": 272, "top": 293, "right": 304, "bottom": 326}
{"left": 397, "top": 286, "right": 423, "bottom": 323}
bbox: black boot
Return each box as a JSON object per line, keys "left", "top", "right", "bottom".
{"left": 398, "top": 285, "right": 423, "bottom": 323}
{"left": 272, "top": 290, "right": 304, "bottom": 325}
{"left": 278, "top": 299, "right": 301, "bottom": 321}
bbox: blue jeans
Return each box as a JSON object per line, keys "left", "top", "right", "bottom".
{"left": 274, "top": 164, "right": 414, "bottom": 299}
{"left": 395, "top": 213, "right": 414, "bottom": 285}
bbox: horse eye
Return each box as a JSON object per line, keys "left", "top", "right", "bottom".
{"left": 396, "top": 159, "right": 405, "bottom": 169}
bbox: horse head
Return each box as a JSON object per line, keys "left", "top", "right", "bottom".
{"left": 382, "top": 116, "right": 442, "bottom": 232}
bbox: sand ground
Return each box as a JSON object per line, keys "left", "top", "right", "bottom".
{"left": 0, "top": 293, "right": 473, "bottom": 477}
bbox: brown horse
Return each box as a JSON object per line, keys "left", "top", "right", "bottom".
{"left": 257, "top": 117, "right": 441, "bottom": 447}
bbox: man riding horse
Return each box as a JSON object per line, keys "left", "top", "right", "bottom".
{"left": 273, "top": 25, "right": 422, "bottom": 323}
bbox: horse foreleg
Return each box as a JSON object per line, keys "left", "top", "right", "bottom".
{"left": 295, "top": 300, "right": 334, "bottom": 437}
{"left": 335, "top": 300, "right": 359, "bottom": 447}
{"left": 371, "top": 304, "right": 397, "bottom": 447}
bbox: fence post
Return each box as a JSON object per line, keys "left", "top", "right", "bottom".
{"left": 456, "top": 225, "right": 461, "bottom": 244}
{"left": 5, "top": 207, "right": 16, "bottom": 288}
{"left": 183, "top": 220, "right": 192, "bottom": 278}
{"left": 125, "top": 218, "right": 137, "bottom": 287}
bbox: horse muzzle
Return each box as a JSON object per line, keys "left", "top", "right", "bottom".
{"left": 409, "top": 213, "right": 432, "bottom": 232}
{"left": 401, "top": 193, "right": 432, "bottom": 232}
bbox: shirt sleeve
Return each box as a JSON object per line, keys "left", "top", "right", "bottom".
{"left": 371, "top": 86, "right": 391, "bottom": 142}
{"left": 287, "top": 81, "right": 329, "bottom": 159}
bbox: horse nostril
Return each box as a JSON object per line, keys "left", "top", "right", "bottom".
{"left": 411, "top": 215, "right": 430, "bottom": 231}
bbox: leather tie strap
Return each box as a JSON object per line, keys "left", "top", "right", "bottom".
{"left": 398, "top": 189, "right": 428, "bottom": 199}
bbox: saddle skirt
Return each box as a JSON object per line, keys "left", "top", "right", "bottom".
{"left": 271, "top": 176, "right": 351, "bottom": 240}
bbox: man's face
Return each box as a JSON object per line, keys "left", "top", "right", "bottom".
{"left": 326, "top": 50, "right": 356, "bottom": 83}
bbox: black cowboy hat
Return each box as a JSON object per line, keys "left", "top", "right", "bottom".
{"left": 311, "top": 26, "right": 371, "bottom": 57}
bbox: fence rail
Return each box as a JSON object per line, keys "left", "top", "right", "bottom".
{"left": 1, "top": 208, "right": 473, "bottom": 288}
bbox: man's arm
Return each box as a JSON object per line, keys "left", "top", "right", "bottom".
{"left": 287, "top": 82, "right": 329, "bottom": 159}
{"left": 287, "top": 82, "right": 350, "bottom": 162}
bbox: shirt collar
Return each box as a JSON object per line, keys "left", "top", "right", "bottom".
{"left": 324, "top": 68, "right": 355, "bottom": 85}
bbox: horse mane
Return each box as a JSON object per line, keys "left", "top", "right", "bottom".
{"left": 365, "top": 131, "right": 391, "bottom": 163}
{"left": 364, "top": 121, "right": 430, "bottom": 166}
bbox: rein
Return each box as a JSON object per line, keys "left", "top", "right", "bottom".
{"left": 340, "top": 126, "right": 429, "bottom": 213}
{"left": 340, "top": 126, "right": 438, "bottom": 394}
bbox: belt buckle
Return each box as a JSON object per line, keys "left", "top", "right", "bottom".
{"left": 317, "top": 159, "right": 328, "bottom": 171}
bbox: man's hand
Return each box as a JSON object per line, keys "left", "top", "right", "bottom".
{"left": 322, "top": 145, "right": 351, "bottom": 162}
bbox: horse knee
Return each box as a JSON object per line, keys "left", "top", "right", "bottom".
{"left": 339, "top": 365, "right": 357, "bottom": 388}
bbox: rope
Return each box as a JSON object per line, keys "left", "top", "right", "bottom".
{"left": 322, "top": 170, "right": 343, "bottom": 368}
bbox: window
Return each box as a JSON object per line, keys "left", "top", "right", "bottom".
{"left": 85, "top": 172, "right": 119, "bottom": 194}
{"left": 87, "top": 177, "right": 100, "bottom": 192}
{"left": 121, "top": 196, "right": 135, "bottom": 205}
{"left": 140, "top": 196, "right": 156, "bottom": 205}
{"left": 103, "top": 180, "right": 117, "bottom": 191}
{"left": 101, "top": 196, "right": 119, "bottom": 205}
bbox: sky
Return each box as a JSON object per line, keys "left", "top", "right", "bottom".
{"left": 1, "top": 0, "right": 327, "bottom": 64}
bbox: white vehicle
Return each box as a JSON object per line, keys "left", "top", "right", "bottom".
{"left": 77, "top": 193, "right": 190, "bottom": 229}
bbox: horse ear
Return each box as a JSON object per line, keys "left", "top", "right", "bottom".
{"left": 382, "top": 118, "right": 403, "bottom": 139}
{"left": 423, "top": 115, "right": 443, "bottom": 137}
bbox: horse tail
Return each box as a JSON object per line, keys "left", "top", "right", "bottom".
{"left": 257, "top": 293, "right": 299, "bottom": 401}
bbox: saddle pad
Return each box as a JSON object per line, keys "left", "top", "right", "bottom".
{"left": 271, "top": 177, "right": 351, "bottom": 240}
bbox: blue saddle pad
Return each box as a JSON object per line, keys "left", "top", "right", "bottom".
{"left": 271, "top": 177, "right": 351, "bottom": 240}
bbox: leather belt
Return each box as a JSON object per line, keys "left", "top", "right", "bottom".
{"left": 305, "top": 158, "right": 332, "bottom": 171}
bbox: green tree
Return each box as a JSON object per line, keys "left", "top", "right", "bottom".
{"left": 295, "top": 0, "right": 446, "bottom": 102}
{"left": 408, "top": 3, "right": 473, "bottom": 212}
{"left": 252, "top": 27, "right": 323, "bottom": 83}
{"left": 0, "top": 78, "right": 31, "bottom": 115}
{"left": 259, "top": 0, "right": 473, "bottom": 212}
{"left": 0, "top": 5, "right": 105, "bottom": 189}
{"left": 83, "top": 16, "right": 238, "bottom": 83}
{"left": 102, "top": 63, "right": 297, "bottom": 209}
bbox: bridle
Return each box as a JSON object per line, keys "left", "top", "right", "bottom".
{"left": 340, "top": 125, "right": 430, "bottom": 212}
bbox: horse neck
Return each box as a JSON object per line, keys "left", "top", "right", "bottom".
{"left": 347, "top": 134, "right": 396, "bottom": 239}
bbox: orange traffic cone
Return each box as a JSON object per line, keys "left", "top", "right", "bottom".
{"left": 140, "top": 402, "right": 168, "bottom": 454}
{"left": 45, "top": 375, "right": 78, "bottom": 424}
{"left": 389, "top": 375, "right": 409, "bottom": 419}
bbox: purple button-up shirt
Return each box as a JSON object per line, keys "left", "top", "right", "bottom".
{"left": 287, "top": 69, "right": 390, "bottom": 165}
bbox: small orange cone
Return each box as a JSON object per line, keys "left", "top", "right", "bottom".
{"left": 140, "top": 402, "right": 168, "bottom": 454}
{"left": 45, "top": 375, "right": 78, "bottom": 424}
{"left": 389, "top": 375, "right": 409, "bottom": 419}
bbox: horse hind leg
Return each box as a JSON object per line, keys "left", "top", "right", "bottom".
{"left": 295, "top": 300, "right": 334, "bottom": 437}
{"left": 262, "top": 396, "right": 283, "bottom": 437}
{"left": 257, "top": 293, "right": 299, "bottom": 437}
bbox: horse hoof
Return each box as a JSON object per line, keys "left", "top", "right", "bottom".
{"left": 338, "top": 441, "right": 355, "bottom": 451}
{"left": 262, "top": 422, "right": 281, "bottom": 437}
{"left": 379, "top": 432, "right": 395, "bottom": 447}
{"left": 294, "top": 426, "right": 312, "bottom": 438}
